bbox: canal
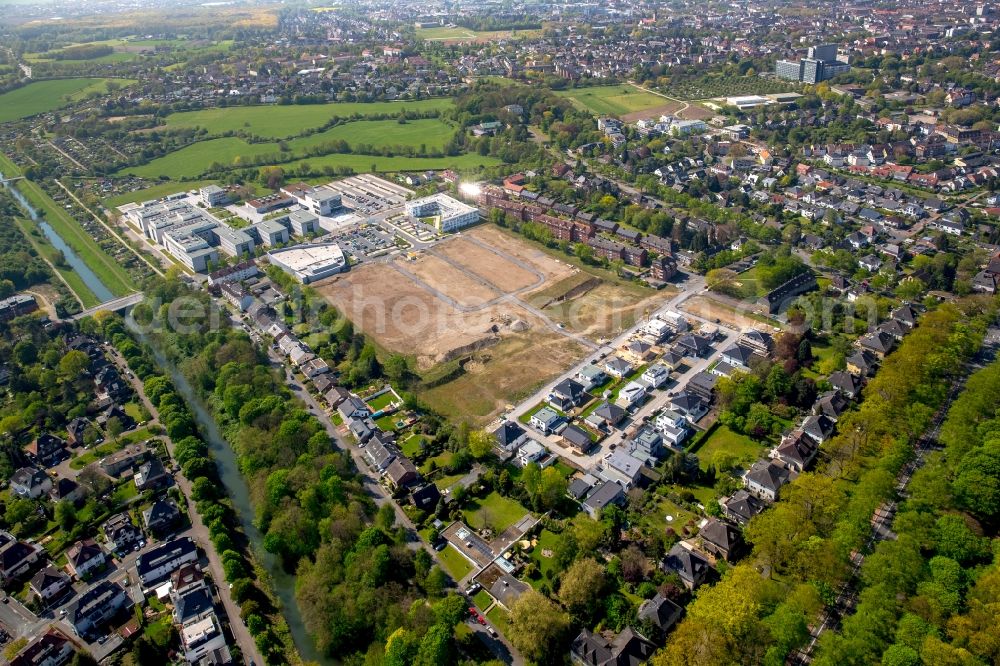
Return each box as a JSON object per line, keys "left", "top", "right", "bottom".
{"left": 2, "top": 169, "right": 324, "bottom": 663}
{"left": 0, "top": 172, "right": 115, "bottom": 303}
{"left": 131, "top": 328, "right": 327, "bottom": 665}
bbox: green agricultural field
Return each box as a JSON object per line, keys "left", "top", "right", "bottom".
{"left": 555, "top": 85, "right": 669, "bottom": 116}
{"left": 162, "top": 98, "right": 455, "bottom": 138}
{"left": 104, "top": 180, "right": 216, "bottom": 208}
{"left": 125, "top": 134, "right": 498, "bottom": 179}
{"left": 0, "top": 78, "right": 135, "bottom": 123}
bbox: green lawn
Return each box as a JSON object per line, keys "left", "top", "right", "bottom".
{"left": 438, "top": 544, "right": 475, "bottom": 581}
{"left": 433, "top": 473, "right": 465, "bottom": 491}
{"left": 527, "top": 529, "right": 561, "bottom": 580}
{"left": 666, "top": 483, "right": 717, "bottom": 507}
{"left": 162, "top": 98, "right": 455, "bottom": 138}
{"left": 401, "top": 434, "right": 425, "bottom": 458}
{"left": 375, "top": 413, "right": 400, "bottom": 432}
{"left": 0, "top": 78, "right": 135, "bottom": 123}
{"left": 9, "top": 172, "right": 136, "bottom": 297}
{"left": 485, "top": 606, "right": 512, "bottom": 637}
{"left": 472, "top": 589, "right": 493, "bottom": 610}
{"left": 464, "top": 491, "right": 528, "bottom": 533}
{"left": 421, "top": 451, "right": 455, "bottom": 474}
{"left": 70, "top": 429, "right": 154, "bottom": 469}
{"left": 694, "top": 425, "right": 764, "bottom": 472}
{"left": 554, "top": 85, "right": 668, "bottom": 117}
{"left": 366, "top": 391, "right": 397, "bottom": 412}
{"left": 111, "top": 480, "right": 138, "bottom": 504}
{"left": 639, "top": 495, "right": 699, "bottom": 538}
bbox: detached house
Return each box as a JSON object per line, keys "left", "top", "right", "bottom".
{"left": 66, "top": 539, "right": 107, "bottom": 580}
{"left": 661, "top": 544, "right": 711, "bottom": 590}
{"left": 697, "top": 518, "right": 744, "bottom": 562}
{"left": 24, "top": 434, "right": 66, "bottom": 467}
{"left": 743, "top": 460, "right": 791, "bottom": 502}
{"left": 771, "top": 430, "right": 819, "bottom": 473}
{"left": 0, "top": 536, "right": 43, "bottom": 584}
{"left": 570, "top": 627, "right": 655, "bottom": 666}
{"left": 8, "top": 629, "right": 75, "bottom": 666}
{"left": 10, "top": 467, "right": 52, "bottom": 499}
{"left": 530, "top": 407, "right": 563, "bottom": 435}
{"left": 604, "top": 357, "right": 633, "bottom": 379}
{"left": 548, "top": 378, "right": 587, "bottom": 411}
{"left": 65, "top": 580, "right": 128, "bottom": 639}
{"left": 29, "top": 565, "right": 71, "bottom": 603}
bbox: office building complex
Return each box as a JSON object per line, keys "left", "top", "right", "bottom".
{"left": 406, "top": 193, "right": 480, "bottom": 232}
{"left": 776, "top": 43, "right": 849, "bottom": 84}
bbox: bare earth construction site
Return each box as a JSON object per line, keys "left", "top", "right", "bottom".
{"left": 315, "top": 224, "right": 662, "bottom": 421}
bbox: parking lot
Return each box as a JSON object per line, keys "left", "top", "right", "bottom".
{"left": 330, "top": 224, "right": 397, "bottom": 259}
{"left": 324, "top": 175, "right": 409, "bottom": 216}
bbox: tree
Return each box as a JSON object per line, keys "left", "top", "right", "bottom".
{"left": 933, "top": 515, "right": 989, "bottom": 565}
{"left": 952, "top": 440, "right": 1000, "bottom": 520}
{"left": 468, "top": 429, "right": 496, "bottom": 459}
{"left": 559, "top": 558, "right": 608, "bottom": 620}
{"left": 415, "top": 623, "right": 453, "bottom": 666}
{"left": 106, "top": 416, "right": 124, "bottom": 442}
{"left": 58, "top": 350, "right": 89, "bottom": 379}
{"left": 384, "top": 355, "right": 410, "bottom": 383}
{"left": 55, "top": 501, "right": 77, "bottom": 531}
{"left": 507, "top": 590, "right": 571, "bottom": 663}
{"left": 881, "top": 644, "right": 920, "bottom": 666}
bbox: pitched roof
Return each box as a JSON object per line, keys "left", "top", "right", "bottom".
{"left": 699, "top": 518, "right": 741, "bottom": 553}
{"left": 662, "top": 544, "right": 710, "bottom": 583}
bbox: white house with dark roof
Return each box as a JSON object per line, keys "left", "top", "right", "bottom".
{"left": 743, "top": 460, "right": 791, "bottom": 502}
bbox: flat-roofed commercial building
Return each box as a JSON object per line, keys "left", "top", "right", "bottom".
{"left": 268, "top": 242, "right": 347, "bottom": 283}
{"left": 406, "top": 194, "right": 480, "bottom": 232}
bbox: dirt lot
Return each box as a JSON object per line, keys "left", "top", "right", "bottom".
{"left": 434, "top": 237, "right": 540, "bottom": 292}
{"left": 680, "top": 294, "right": 781, "bottom": 331}
{"left": 421, "top": 332, "right": 588, "bottom": 423}
{"left": 315, "top": 225, "right": 581, "bottom": 368}
{"left": 541, "top": 282, "right": 666, "bottom": 341}
{"left": 315, "top": 224, "right": 661, "bottom": 422}
{"left": 406, "top": 253, "right": 500, "bottom": 307}
{"left": 469, "top": 225, "right": 577, "bottom": 281}
{"left": 620, "top": 102, "right": 683, "bottom": 123}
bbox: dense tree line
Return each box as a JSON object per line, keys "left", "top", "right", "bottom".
{"left": 812, "top": 359, "right": 1000, "bottom": 665}
{"left": 651, "top": 296, "right": 997, "bottom": 666}
{"left": 134, "top": 278, "right": 467, "bottom": 662}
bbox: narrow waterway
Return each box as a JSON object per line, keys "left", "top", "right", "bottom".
{"left": 129, "top": 323, "right": 329, "bottom": 666}
{"left": 0, "top": 171, "right": 115, "bottom": 302}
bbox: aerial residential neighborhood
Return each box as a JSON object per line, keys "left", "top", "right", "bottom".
{"left": 0, "top": 0, "right": 998, "bottom": 665}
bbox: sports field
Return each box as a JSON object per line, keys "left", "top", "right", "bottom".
{"left": 554, "top": 85, "right": 670, "bottom": 117}
{"left": 161, "top": 98, "right": 455, "bottom": 138}
{"left": 0, "top": 78, "right": 134, "bottom": 123}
